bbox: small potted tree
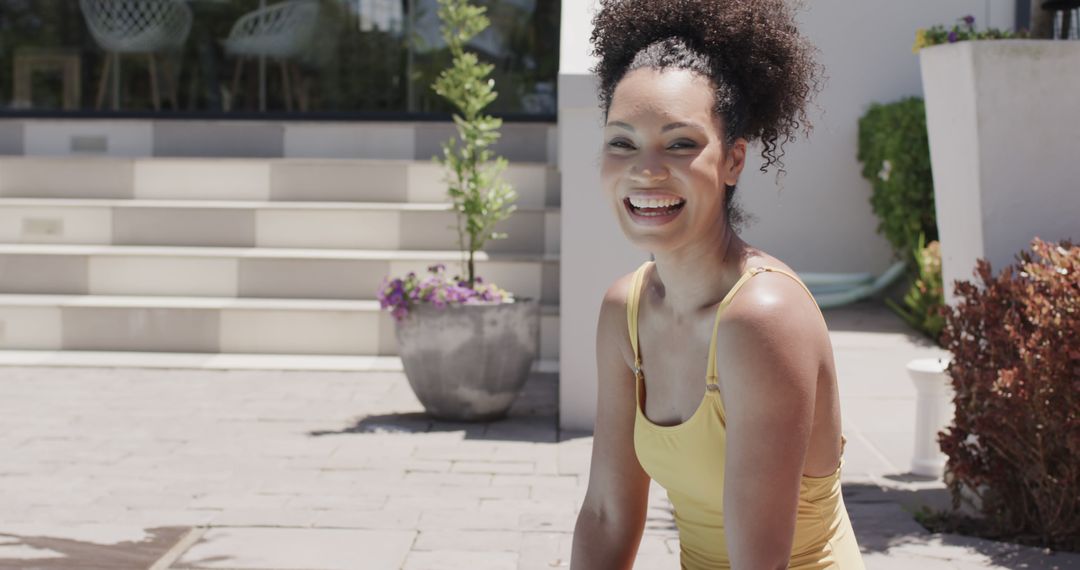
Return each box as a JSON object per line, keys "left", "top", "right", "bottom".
{"left": 376, "top": 0, "right": 540, "bottom": 422}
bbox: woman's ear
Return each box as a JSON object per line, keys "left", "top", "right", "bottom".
{"left": 723, "top": 137, "right": 748, "bottom": 187}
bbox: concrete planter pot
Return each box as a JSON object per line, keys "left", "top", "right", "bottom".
{"left": 906, "top": 356, "right": 954, "bottom": 477}
{"left": 394, "top": 298, "right": 540, "bottom": 422}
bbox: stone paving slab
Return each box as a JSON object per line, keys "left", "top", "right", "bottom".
{"left": 0, "top": 302, "right": 1077, "bottom": 569}
{"left": 171, "top": 528, "right": 416, "bottom": 570}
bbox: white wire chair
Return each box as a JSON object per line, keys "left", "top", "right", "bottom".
{"left": 79, "top": 0, "right": 193, "bottom": 110}
{"left": 223, "top": 0, "right": 319, "bottom": 111}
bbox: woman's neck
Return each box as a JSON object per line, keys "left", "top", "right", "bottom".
{"left": 648, "top": 229, "right": 753, "bottom": 321}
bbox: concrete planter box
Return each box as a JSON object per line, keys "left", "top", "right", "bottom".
{"left": 395, "top": 298, "right": 540, "bottom": 421}
{"left": 919, "top": 40, "right": 1080, "bottom": 308}
{"left": 919, "top": 38, "right": 1078, "bottom": 519}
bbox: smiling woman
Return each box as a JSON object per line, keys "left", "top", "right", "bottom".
{"left": 570, "top": 1, "right": 866, "bottom": 569}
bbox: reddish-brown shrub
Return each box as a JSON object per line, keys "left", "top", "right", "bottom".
{"left": 938, "top": 237, "right": 1079, "bottom": 550}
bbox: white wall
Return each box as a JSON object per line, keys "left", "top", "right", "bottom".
{"left": 921, "top": 40, "right": 1080, "bottom": 308}
{"left": 557, "top": 0, "right": 648, "bottom": 431}
{"left": 745, "top": 0, "right": 1015, "bottom": 274}
{"left": 558, "top": 0, "right": 1016, "bottom": 431}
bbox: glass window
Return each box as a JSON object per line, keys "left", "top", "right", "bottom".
{"left": 0, "top": 0, "right": 559, "bottom": 116}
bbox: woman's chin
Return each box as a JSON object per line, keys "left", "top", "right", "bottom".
{"left": 621, "top": 225, "right": 684, "bottom": 252}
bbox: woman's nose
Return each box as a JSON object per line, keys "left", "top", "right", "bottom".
{"left": 633, "top": 159, "right": 669, "bottom": 182}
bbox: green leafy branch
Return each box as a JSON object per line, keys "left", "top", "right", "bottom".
{"left": 430, "top": 0, "right": 518, "bottom": 289}
{"left": 886, "top": 231, "right": 947, "bottom": 346}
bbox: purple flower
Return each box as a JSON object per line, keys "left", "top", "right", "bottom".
{"left": 947, "top": 30, "right": 958, "bottom": 43}
{"left": 379, "top": 266, "right": 512, "bottom": 319}
{"left": 961, "top": 14, "right": 975, "bottom": 27}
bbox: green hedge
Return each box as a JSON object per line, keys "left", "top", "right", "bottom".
{"left": 856, "top": 96, "right": 937, "bottom": 264}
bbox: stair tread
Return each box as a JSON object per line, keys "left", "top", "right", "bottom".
{"left": 0, "top": 349, "right": 560, "bottom": 372}
{"left": 0, "top": 156, "right": 556, "bottom": 166}
{"left": 0, "top": 197, "right": 558, "bottom": 212}
{"left": 0, "top": 243, "right": 559, "bottom": 262}
{"left": 0, "top": 293, "right": 559, "bottom": 313}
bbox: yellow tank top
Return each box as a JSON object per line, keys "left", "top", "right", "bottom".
{"left": 628, "top": 260, "right": 865, "bottom": 569}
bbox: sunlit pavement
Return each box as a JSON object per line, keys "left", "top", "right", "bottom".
{"left": 1, "top": 300, "right": 1077, "bottom": 569}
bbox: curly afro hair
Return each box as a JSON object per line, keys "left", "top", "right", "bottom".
{"left": 589, "top": 0, "right": 825, "bottom": 229}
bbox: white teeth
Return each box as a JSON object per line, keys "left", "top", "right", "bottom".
{"left": 628, "top": 196, "right": 684, "bottom": 209}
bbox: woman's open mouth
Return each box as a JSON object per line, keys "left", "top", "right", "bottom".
{"left": 624, "top": 196, "right": 686, "bottom": 225}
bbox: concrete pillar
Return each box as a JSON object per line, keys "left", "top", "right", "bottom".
{"left": 557, "top": 0, "right": 646, "bottom": 431}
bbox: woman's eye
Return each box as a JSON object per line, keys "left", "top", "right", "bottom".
{"left": 607, "top": 140, "right": 696, "bottom": 150}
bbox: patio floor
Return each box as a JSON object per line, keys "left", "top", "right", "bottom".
{"left": 0, "top": 300, "right": 1077, "bottom": 569}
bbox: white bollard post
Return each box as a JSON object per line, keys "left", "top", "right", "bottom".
{"left": 907, "top": 356, "right": 954, "bottom": 478}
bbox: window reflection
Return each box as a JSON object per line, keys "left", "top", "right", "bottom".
{"left": 0, "top": 0, "right": 559, "bottom": 116}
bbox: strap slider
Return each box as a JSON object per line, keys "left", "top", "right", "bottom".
{"left": 752, "top": 266, "right": 770, "bottom": 275}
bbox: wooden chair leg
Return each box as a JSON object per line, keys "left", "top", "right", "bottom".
{"left": 280, "top": 60, "right": 292, "bottom": 112}
{"left": 148, "top": 54, "right": 161, "bottom": 111}
{"left": 111, "top": 52, "right": 122, "bottom": 110}
{"left": 163, "top": 57, "right": 180, "bottom": 109}
{"left": 231, "top": 58, "right": 244, "bottom": 110}
{"left": 162, "top": 57, "right": 174, "bottom": 109}
{"left": 289, "top": 63, "right": 308, "bottom": 112}
{"left": 95, "top": 53, "right": 112, "bottom": 110}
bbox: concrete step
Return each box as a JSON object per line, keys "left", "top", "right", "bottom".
{"left": 0, "top": 244, "right": 560, "bottom": 304}
{"left": 0, "top": 157, "right": 560, "bottom": 208}
{"left": 0, "top": 349, "right": 560, "bottom": 372}
{"left": 0, "top": 198, "right": 560, "bottom": 254}
{"left": 0, "top": 294, "right": 560, "bottom": 360}
{"left": 2, "top": 118, "right": 557, "bottom": 162}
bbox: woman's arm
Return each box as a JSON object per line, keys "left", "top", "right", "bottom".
{"left": 718, "top": 274, "right": 824, "bottom": 570}
{"left": 570, "top": 275, "right": 652, "bottom": 570}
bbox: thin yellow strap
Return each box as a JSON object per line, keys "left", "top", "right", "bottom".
{"left": 762, "top": 267, "right": 819, "bottom": 305}
{"left": 705, "top": 266, "right": 761, "bottom": 384}
{"left": 706, "top": 265, "right": 824, "bottom": 383}
{"left": 626, "top": 260, "right": 651, "bottom": 374}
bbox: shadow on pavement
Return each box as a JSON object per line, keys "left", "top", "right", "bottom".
{"left": 308, "top": 371, "right": 560, "bottom": 443}
{"left": 821, "top": 297, "right": 925, "bottom": 337}
{"left": 844, "top": 483, "right": 1080, "bottom": 568}
{"left": 0, "top": 526, "right": 190, "bottom": 570}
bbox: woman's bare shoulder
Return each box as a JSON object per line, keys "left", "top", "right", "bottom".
{"left": 597, "top": 267, "right": 643, "bottom": 367}
{"left": 601, "top": 269, "right": 637, "bottom": 305}
{"left": 722, "top": 253, "right": 828, "bottom": 354}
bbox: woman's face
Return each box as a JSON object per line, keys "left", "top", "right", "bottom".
{"left": 601, "top": 67, "right": 746, "bottom": 253}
